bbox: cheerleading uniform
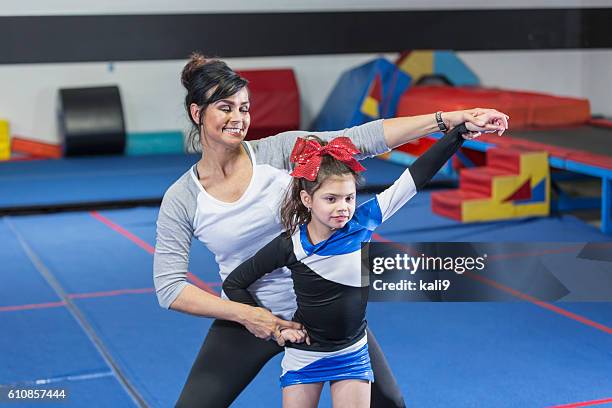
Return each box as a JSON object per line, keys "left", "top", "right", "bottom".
{"left": 223, "top": 124, "right": 468, "bottom": 387}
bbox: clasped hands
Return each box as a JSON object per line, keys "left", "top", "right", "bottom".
{"left": 243, "top": 306, "right": 310, "bottom": 346}
{"left": 443, "top": 108, "right": 510, "bottom": 140}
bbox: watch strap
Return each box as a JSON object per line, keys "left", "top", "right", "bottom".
{"left": 435, "top": 111, "right": 449, "bottom": 133}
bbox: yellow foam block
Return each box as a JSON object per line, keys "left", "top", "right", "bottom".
{"left": 461, "top": 190, "right": 550, "bottom": 222}
{"left": 0, "top": 146, "right": 10, "bottom": 160}
{"left": 462, "top": 199, "right": 549, "bottom": 222}
{"left": 0, "top": 120, "right": 9, "bottom": 160}
{"left": 0, "top": 119, "right": 9, "bottom": 139}
{"left": 517, "top": 151, "right": 550, "bottom": 207}
{"left": 490, "top": 174, "right": 530, "bottom": 201}
{"left": 488, "top": 151, "right": 549, "bottom": 201}
{"left": 360, "top": 96, "right": 380, "bottom": 118}
{"left": 520, "top": 152, "right": 549, "bottom": 180}
{"left": 397, "top": 50, "right": 433, "bottom": 82}
{"left": 512, "top": 202, "right": 549, "bottom": 217}
{"left": 432, "top": 149, "right": 551, "bottom": 223}
{"left": 460, "top": 150, "right": 550, "bottom": 221}
{"left": 462, "top": 199, "right": 511, "bottom": 221}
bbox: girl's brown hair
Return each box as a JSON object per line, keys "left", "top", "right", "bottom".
{"left": 280, "top": 136, "right": 362, "bottom": 235}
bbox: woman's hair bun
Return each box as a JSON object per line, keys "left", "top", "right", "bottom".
{"left": 181, "top": 52, "right": 210, "bottom": 89}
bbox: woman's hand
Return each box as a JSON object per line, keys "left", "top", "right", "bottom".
{"left": 443, "top": 108, "right": 509, "bottom": 137}
{"left": 241, "top": 306, "right": 303, "bottom": 346}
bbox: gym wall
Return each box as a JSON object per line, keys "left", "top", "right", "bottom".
{"left": 1, "top": 0, "right": 611, "bottom": 144}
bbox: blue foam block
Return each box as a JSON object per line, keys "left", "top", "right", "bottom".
{"left": 434, "top": 50, "right": 479, "bottom": 86}
{"left": 126, "top": 131, "right": 185, "bottom": 156}
{"left": 313, "top": 58, "right": 410, "bottom": 131}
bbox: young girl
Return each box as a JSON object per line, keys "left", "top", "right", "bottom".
{"left": 223, "top": 123, "right": 473, "bottom": 407}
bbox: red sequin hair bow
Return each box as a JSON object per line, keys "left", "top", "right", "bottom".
{"left": 289, "top": 137, "right": 366, "bottom": 181}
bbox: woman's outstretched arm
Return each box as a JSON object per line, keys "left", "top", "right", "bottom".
{"left": 381, "top": 108, "right": 506, "bottom": 150}
{"left": 250, "top": 109, "right": 508, "bottom": 171}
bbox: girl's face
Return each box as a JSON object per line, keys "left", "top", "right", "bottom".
{"left": 302, "top": 174, "right": 357, "bottom": 232}
{"left": 199, "top": 87, "right": 251, "bottom": 148}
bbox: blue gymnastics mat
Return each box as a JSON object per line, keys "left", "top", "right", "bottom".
{"left": 0, "top": 154, "right": 199, "bottom": 209}
{"left": 3, "top": 205, "right": 610, "bottom": 407}
{"left": 0, "top": 155, "right": 404, "bottom": 211}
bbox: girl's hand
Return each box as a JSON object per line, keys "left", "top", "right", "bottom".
{"left": 443, "top": 108, "right": 510, "bottom": 137}
{"left": 242, "top": 306, "right": 303, "bottom": 346}
{"left": 280, "top": 328, "right": 311, "bottom": 345}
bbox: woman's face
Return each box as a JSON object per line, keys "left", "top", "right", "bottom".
{"left": 200, "top": 87, "right": 250, "bottom": 148}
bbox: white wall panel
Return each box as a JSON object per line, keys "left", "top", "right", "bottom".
{"left": 1, "top": 50, "right": 610, "bottom": 144}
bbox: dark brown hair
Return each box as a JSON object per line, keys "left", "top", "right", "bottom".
{"left": 280, "top": 136, "right": 362, "bottom": 235}
{"left": 181, "top": 52, "right": 249, "bottom": 151}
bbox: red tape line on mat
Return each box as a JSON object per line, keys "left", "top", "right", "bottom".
{"left": 0, "top": 300, "right": 66, "bottom": 312}
{"left": 548, "top": 397, "right": 612, "bottom": 407}
{"left": 68, "top": 288, "right": 155, "bottom": 299}
{"left": 89, "top": 211, "right": 219, "bottom": 296}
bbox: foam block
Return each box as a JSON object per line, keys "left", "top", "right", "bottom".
{"left": 397, "top": 86, "right": 591, "bottom": 130}
{"left": 126, "top": 131, "right": 185, "bottom": 156}
{"left": 396, "top": 50, "right": 480, "bottom": 86}
{"left": 313, "top": 58, "right": 411, "bottom": 131}
{"left": 0, "top": 119, "right": 10, "bottom": 160}
{"left": 11, "top": 136, "right": 62, "bottom": 159}
{"left": 432, "top": 148, "right": 550, "bottom": 222}
{"left": 237, "top": 69, "right": 300, "bottom": 140}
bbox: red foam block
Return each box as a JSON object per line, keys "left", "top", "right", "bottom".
{"left": 431, "top": 190, "right": 489, "bottom": 221}
{"left": 11, "top": 136, "right": 62, "bottom": 159}
{"left": 459, "top": 167, "right": 516, "bottom": 196}
{"left": 236, "top": 69, "right": 300, "bottom": 140}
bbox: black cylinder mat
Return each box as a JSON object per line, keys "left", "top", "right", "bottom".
{"left": 59, "top": 86, "right": 126, "bottom": 156}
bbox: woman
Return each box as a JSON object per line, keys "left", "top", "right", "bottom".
{"left": 153, "top": 53, "right": 508, "bottom": 407}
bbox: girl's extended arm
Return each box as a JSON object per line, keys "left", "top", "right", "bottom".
{"left": 409, "top": 123, "right": 468, "bottom": 191}
{"left": 361, "top": 123, "right": 470, "bottom": 226}
{"left": 223, "top": 234, "right": 293, "bottom": 306}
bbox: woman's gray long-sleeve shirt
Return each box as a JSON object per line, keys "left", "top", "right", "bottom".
{"left": 153, "top": 120, "right": 389, "bottom": 319}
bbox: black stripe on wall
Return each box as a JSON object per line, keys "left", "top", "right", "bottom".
{"left": 2, "top": 8, "right": 611, "bottom": 64}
